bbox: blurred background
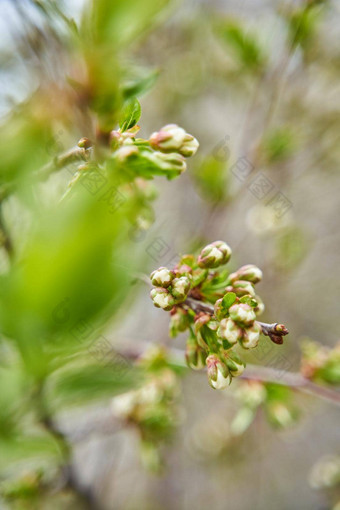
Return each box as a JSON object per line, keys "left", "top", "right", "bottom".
{"left": 0, "top": 0, "right": 339, "bottom": 509}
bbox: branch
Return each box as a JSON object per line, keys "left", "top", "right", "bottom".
{"left": 38, "top": 143, "right": 92, "bottom": 181}
{"left": 184, "top": 296, "right": 288, "bottom": 343}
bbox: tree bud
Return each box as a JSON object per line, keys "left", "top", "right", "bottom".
{"left": 229, "top": 303, "right": 256, "bottom": 326}
{"left": 240, "top": 322, "right": 261, "bottom": 349}
{"left": 198, "top": 241, "right": 232, "bottom": 268}
{"left": 150, "top": 267, "right": 174, "bottom": 288}
{"left": 206, "top": 354, "right": 231, "bottom": 389}
{"left": 171, "top": 276, "right": 191, "bottom": 301}
{"left": 227, "top": 280, "right": 255, "bottom": 297}
{"left": 149, "top": 124, "right": 199, "bottom": 157}
{"left": 150, "top": 287, "right": 175, "bottom": 311}
{"left": 233, "top": 264, "right": 263, "bottom": 284}
{"left": 217, "top": 318, "right": 243, "bottom": 345}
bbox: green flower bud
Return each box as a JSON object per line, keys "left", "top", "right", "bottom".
{"left": 214, "top": 298, "right": 228, "bottom": 321}
{"left": 114, "top": 144, "right": 139, "bottom": 162}
{"left": 225, "top": 353, "right": 246, "bottom": 377}
{"left": 150, "top": 287, "right": 176, "bottom": 311}
{"left": 229, "top": 303, "right": 256, "bottom": 327}
{"left": 232, "top": 264, "right": 263, "bottom": 284}
{"left": 169, "top": 308, "right": 190, "bottom": 337}
{"left": 198, "top": 241, "right": 232, "bottom": 268}
{"left": 228, "top": 280, "right": 256, "bottom": 297}
{"left": 171, "top": 276, "right": 191, "bottom": 302}
{"left": 150, "top": 267, "right": 174, "bottom": 288}
{"left": 145, "top": 150, "right": 187, "bottom": 174}
{"left": 239, "top": 322, "right": 261, "bottom": 349}
{"left": 217, "top": 318, "right": 243, "bottom": 345}
{"left": 185, "top": 337, "right": 207, "bottom": 370}
{"left": 149, "top": 124, "right": 199, "bottom": 157}
{"left": 206, "top": 354, "right": 231, "bottom": 389}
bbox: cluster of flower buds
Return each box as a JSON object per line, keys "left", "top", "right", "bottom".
{"left": 150, "top": 266, "right": 192, "bottom": 311}
{"left": 148, "top": 240, "right": 289, "bottom": 390}
{"left": 109, "top": 123, "right": 198, "bottom": 179}
{"left": 110, "top": 346, "right": 180, "bottom": 472}
{"left": 301, "top": 339, "right": 340, "bottom": 385}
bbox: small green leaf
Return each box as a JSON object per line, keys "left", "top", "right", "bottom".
{"left": 222, "top": 292, "right": 236, "bottom": 309}
{"left": 119, "top": 97, "right": 141, "bottom": 132}
{"left": 240, "top": 295, "right": 258, "bottom": 307}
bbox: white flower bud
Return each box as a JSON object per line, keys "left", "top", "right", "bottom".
{"left": 217, "top": 318, "right": 243, "bottom": 345}
{"left": 206, "top": 354, "right": 231, "bottom": 389}
{"left": 171, "top": 276, "right": 191, "bottom": 301}
{"left": 149, "top": 124, "right": 199, "bottom": 157}
{"left": 229, "top": 303, "right": 256, "bottom": 326}
{"left": 225, "top": 355, "right": 246, "bottom": 377}
{"left": 234, "top": 264, "right": 263, "bottom": 283}
{"left": 150, "top": 287, "right": 175, "bottom": 311}
{"left": 240, "top": 322, "right": 261, "bottom": 349}
{"left": 144, "top": 150, "right": 187, "bottom": 174}
{"left": 198, "top": 241, "right": 232, "bottom": 268}
{"left": 114, "top": 145, "right": 139, "bottom": 162}
{"left": 230, "top": 280, "right": 256, "bottom": 297}
{"left": 150, "top": 267, "right": 174, "bottom": 288}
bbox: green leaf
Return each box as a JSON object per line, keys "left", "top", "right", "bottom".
{"left": 222, "top": 292, "right": 236, "bottom": 309}
{"left": 240, "top": 295, "right": 258, "bottom": 307}
{"left": 119, "top": 97, "right": 141, "bottom": 132}
{"left": 215, "top": 20, "right": 266, "bottom": 73}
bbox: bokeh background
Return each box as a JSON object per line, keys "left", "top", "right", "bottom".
{"left": 0, "top": 0, "right": 339, "bottom": 509}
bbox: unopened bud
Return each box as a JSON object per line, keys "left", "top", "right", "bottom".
{"left": 114, "top": 145, "right": 139, "bottom": 162}
{"left": 232, "top": 264, "right": 263, "bottom": 284}
{"left": 217, "top": 318, "right": 243, "bottom": 345}
{"left": 198, "top": 241, "right": 232, "bottom": 269}
{"left": 229, "top": 303, "right": 256, "bottom": 326}
{"left": 171, "top": 276, "right": 191, "bottom": 302}
{"left": 185, "top": 337, "right": 207, "bottom": 370}
{"left": 227, "top": 280, "right": 255, "bottom": 297}
{"left": 145, "top": 150, "right": 187, "bottom": 174}
{"left": 169, "top": 308, "right": 190, "bottom": 337}
{"left": 225, "top": 353, "right": 246, "bottom": 377}
{"left": 214, "top": 298, "right": 227, "bottom": 321}
{"left": 240, "top": 322, "right": 261, "bottom": 349}
{"left": 206, "top": 354, "right": 231, "bottom": 389}
{"left": 150, "top": 287, "right": 175, "bottom": 311}
{"left": 150, "top": 267, "right": 174, "bottom": 288}
{"left": 77, "top": 137, "right": 92, "bottom": 149}
{"left": 149, "top": 124, "right": 199, "bottom": 157}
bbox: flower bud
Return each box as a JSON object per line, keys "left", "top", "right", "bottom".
{"left": 150, "top": 287, "right": 176, "bottom": 311}
{"left": 227, "top": 280, "right": 255, "bottom": 297}
{"left": 206, "top": 354, "right": 231, "bottom": 389}
{"left": 171, "top": 276, "right": 191, "bottom": 302}
{"left": 169, "top": 308, "right": 190, "bottom": 337}
{"left": 149, "top": 124, "right": 199, "bottom": 157}
{"left": 225, "top": 353, "right": 246, "bottom": 377}
{"left": 114, "top": 144, "right": 139, "bottom": 162}
{"left": 229, "top": 303, "right": 256, "bottom": 326}
{"left": 214, "top": 298, "right": 227, "bottom": 321}
{"left": 185, "top": 337, "right": 207, "bottom": 370}
{"left": 198, "top": 241, "right": 232, "bottom": 269}
{"left": 150, "top": 267, "right": 174, "bottom": 288}
{"left": 233, "top": 264, "right": 263, "bottom": 284}
{"left": 239, "top": 322, "right": 261, "bottom": 349}
{"left": 145, "top": 150, "right": 187, "bottom": 174}
{"left": 217, "top": 318, "right": 243, "bottom": 345}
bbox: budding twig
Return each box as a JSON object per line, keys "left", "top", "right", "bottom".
{"left": 184, "top": 296, "right": 288, "bottom": 344}
{"left": 38, "top": 143, "right": 92, "bottom": 181}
